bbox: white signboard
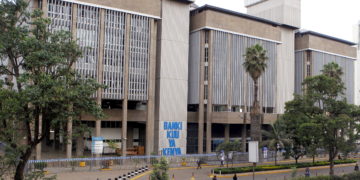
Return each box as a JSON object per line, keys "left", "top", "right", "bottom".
{"left": 248, "top": 141, "right": 259, "bottom": 163}
{"left": 91, "top": 137, "right": 104, "bottom": 155}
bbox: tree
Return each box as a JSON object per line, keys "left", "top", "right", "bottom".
{"left": 216, "top": 140, "right": 241, "bottom": 167}
{"left": 282, "top": 62, "right": 360, "bottom": 176}
{"left": 150, "top": 157, "right": 169, "bottom": 180}
{"left": 262, "top": 120, "right": 291, "bottom": 165}
{"left": 0, "top": 1, "right": 104, "bottom": 179}
{"left": 243, "top": 44, "right": 268, "bottom": 142}
{"left": 281, "top": 105, "right": 311, "bottom": 164}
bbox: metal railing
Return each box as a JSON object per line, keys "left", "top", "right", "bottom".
{"left": 25, "top": 151, "right": 283, "bottom": 175}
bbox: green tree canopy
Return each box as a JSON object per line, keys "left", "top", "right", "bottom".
{"left": 0, "top": 0, "right": 104, "bottom": 179}
{"left": 280, "top": 62, "right": 360, "bottom": 176}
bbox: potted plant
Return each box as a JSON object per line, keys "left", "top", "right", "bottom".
{"left": 34, "top": 162, "right": 48, "bottom": 174}
{"left": 79, "top": 156, "right": 86, "bottom": 167}
{"left": 106, "top": 140, "right": 118, "bottom": 166}
{"left": 181, "top": 157, "right": 187, "bottom": 167}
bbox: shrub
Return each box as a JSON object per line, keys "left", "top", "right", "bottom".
{"left": 33, "top": 162, "right": 47, "bottom": 171}
{"left": 213, "top": 160, "right": 356, "bottom": 174}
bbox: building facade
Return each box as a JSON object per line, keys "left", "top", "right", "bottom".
{"left": 295, "top": 31, "right": 357, "bottom": 103}
{"left": 26, "top": 0, "right": 358, "bottom": 159}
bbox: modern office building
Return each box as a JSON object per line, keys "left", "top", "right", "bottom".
{"left": 30, "top": 0, "right": 192, "bottom": 159}
{"left": 25, "top": 0, "right": 357, "bottom": 159}
{"left": 295, "top": 30, "right": 357, "bottom": 103}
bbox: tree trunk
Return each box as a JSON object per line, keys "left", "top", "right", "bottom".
{"left": 312, "top": 155, "right": 315, "bottom": 164}
{"left": 329, "top": 158, "right": 334, "bottom": 176}
{"left": 14, "top": 147, "right": 33, "bottom": 180}
{"left": 329, "top": 151, "right": 335, "bottom": 176}
{"left": 295, "top": 157, "right": 298, "bottom": 164}
{"left": 250, "top": 79, "right": 261, "bottom": 142}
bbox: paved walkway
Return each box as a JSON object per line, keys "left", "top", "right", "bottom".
{"left": 47, "top": 157, "right": 359, "bottom": 180}
{"left": 132, "top": 163, "right": 358, "bottom": 180}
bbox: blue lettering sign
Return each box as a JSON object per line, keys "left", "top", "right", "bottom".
{"left": 164, "top": 122, "right": 183, "bottom": 130}
{"left": 168, "top": 139, "right": 176, "bottom": 147}
{"left": 166, "top": 131, "right": 179, "bottom": 139}
{"left": 162, "top": 148, "right": 182, "bottom": 156}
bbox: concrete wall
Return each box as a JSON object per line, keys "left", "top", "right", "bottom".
{"left": 246, "top": 0, "right": 301, "bottom": 27}
{"left": 190, "top": 10, "right": 281, "bottom": 42}
{"left": 81, "top": 109, "right": 146, "bottom": 122}
{"left": 187, "top": 112, "right": 278, "bottom": 124}
{"left": 154, "top": 0, "right": 190, "bottom": 155}
{"left": 76, "top": 0, "right": 161, "bottom": 17}
{"left": 276, "top": 28, "right": 295, "bottom": 113}
{"left": 295, "top": 34, "right": 357, "bottom": 58}
{"left": 354, "top": 24, "right": 360, "bottom": 105}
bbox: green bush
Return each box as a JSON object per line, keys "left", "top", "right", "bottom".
{"left": 33, "top": 162, "right": 47, "bottom": 171}
{"left": 292, "top": 175, "right": 342, "bottom": 180}
{"left": 292, "top": 171, "right": 360, "bottom": 180}
{"left": 213, "top": 160, "right": 356, "bottom": 174}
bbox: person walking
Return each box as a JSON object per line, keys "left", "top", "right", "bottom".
{"left": 355, "top": 163, "right": 359, "bottom": 171}
{"left": 220, "top": 151, "right": 225, "bottom": 167}
{"left": 233, "top": 174, "right": 238, "bottom": 180}
{"left": 212, "top": 175, "right": 217, "bottom": 180}
{"left": 305, "top": 167, "right": 310, "bottom": 177}
{"left": 190, "top": 172, "right": 195, "bottom": 180}
{"left": 197, "top": 159, "right": 202, "bottom": 169}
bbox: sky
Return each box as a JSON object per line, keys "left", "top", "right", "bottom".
{"left": 194, "top": 0, "right": 360, "bottom": 42}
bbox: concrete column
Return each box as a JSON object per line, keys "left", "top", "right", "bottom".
{"left": 197, "top": 31, "right": 205, "bottom": 154}
{"left": 127, "top": 126, "right": 133, "bottom": 148}
{"left": 242, "top": 113, "right": 247, "bottom": 152}
{"left": 206, "top": 30, "right": 214, "bottom": 154}
{"left": 66, "top": 105, "right": 73, "bottom": 159}
{"left": 224, "top": 124, "right": 230, "bottom": 143}
{"left": 76, "top": 135, "right": 84, "bottom": 157}
{"left": 226, "top": 34, "right": 232, "bottom": 111}
{"left": 122, "top": 14, "right": 131, "bottom": 157}
{"left": 34, "top": 0, "right": 48, "bottom": 160}
{"left": 146, "top": 19, "right": 157, "bottom": 156}
{"left": 41, "top": 0, "right": 47, "bottom": 16}
{"left": 94, "top": 8, "right": 105, "bottom": 158}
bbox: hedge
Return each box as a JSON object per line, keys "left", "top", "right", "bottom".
{"left": 292, "top": 171, "right": 360, "bottom": 180}
{"left": 213, "top": 159, "right": 356, "bottom": 174}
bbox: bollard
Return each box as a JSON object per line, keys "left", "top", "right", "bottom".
{"left": 284, "top": 175, "right": 286, "bottom": 180}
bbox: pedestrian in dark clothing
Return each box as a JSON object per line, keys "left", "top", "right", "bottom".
{"left": 355, "top": 163, "right": 359, "bottom": 171}
{"left": 233, "top": 174, "right": 238, "bottom": 180}
{"left": 212, "top": 175, "right": 217, "bottom": 180}
{"left": 305, "top": 167, "right": 310, "bottom": 177}
{"left": 197, "top": 159, "right": 202, "bottom": 169}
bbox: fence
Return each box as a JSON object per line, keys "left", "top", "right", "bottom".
{"left": 25, "top": 151, "right": 282, "bottom": 174}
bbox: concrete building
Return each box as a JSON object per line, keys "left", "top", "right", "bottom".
{"left": 26, "top": 0, "right": 358, "bottom": 158}
{"left": 31, "top": 0, "right": 192, "bottom": 159}
{"left": 295, "top": 30, "right": 357, "bottom": 103}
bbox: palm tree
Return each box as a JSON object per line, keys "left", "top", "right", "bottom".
{"left": 321, "top": 62, "right": 343, "bottom": 81}
{"left": 262, "top": 123, "right": 291, "bottom": 165}
{"left": 243, "top": 44, "right": 268, "bottom": 142}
